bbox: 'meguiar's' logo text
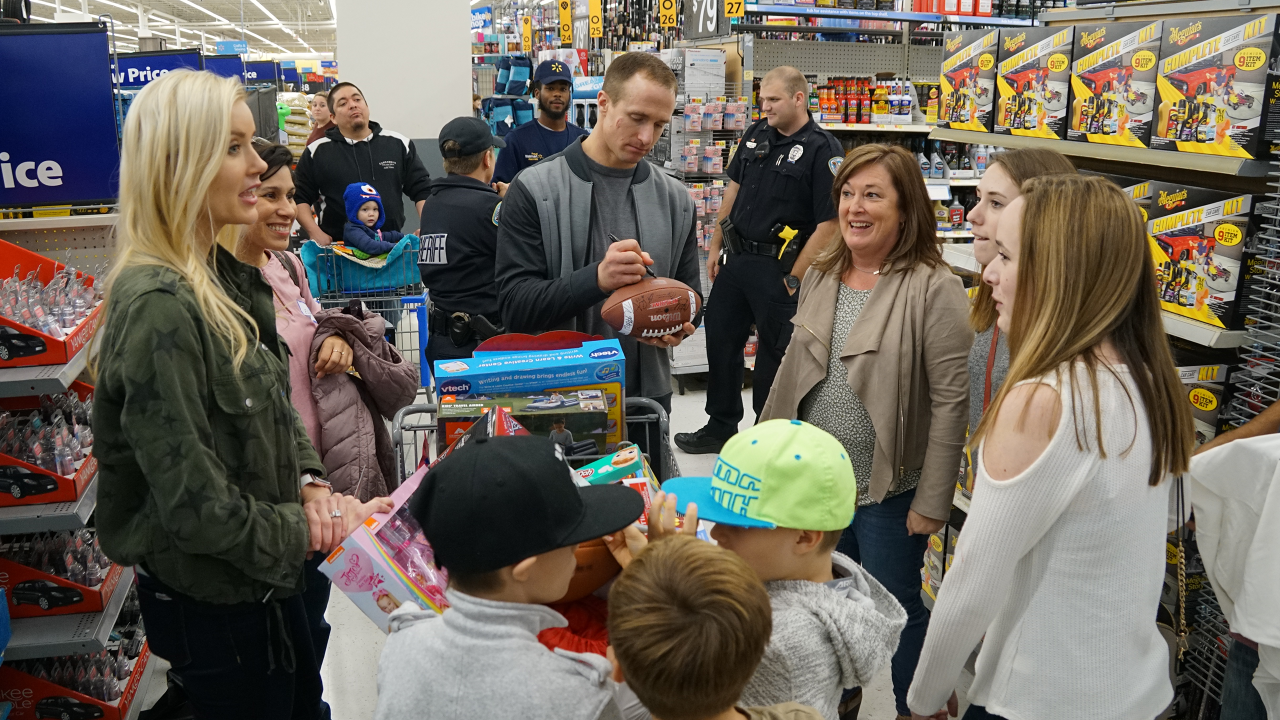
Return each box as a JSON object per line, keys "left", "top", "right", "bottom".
{"left": 1081, "top": 29, "right": 1107, "bottom": 49}
{"left": 1169, "top": 22, "right": 1203, "bottom": 46}
{"left": 1004, "top": 32, "right": 1026, "bottom": 52}
{"left": 946, "top": 35, "right": 964, "bottom": 53}
{"left": 1158, "top": 188, "right": 1189, "bottom": 210}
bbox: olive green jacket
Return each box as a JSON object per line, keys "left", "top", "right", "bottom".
{"left": 94, "top": 246, "right": 325, "bottom": 604}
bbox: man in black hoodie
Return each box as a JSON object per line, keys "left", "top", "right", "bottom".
{"left": 418, "top": 117, "right": 508, "bottom": 367}
{"left": 295, "top": 82, "right": 434, "bottom": 246}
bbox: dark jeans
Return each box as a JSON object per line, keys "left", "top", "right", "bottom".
{"left": 301, "top": 554, "right": 333, "bottom": 720}
{"left": 136, "top": 572, "right": 323, "bottom": 720}
{"left": 963, "top": 706, "right": 1008, "bottom": 720}
{"left": 1222, "top": 639, "right": 1268, "bottom": 720}
{"left": 703, "top": 253, "right": 797, "bottom": 438}
{"left": 836, "top": 488, "right": 931, "bottom": 717}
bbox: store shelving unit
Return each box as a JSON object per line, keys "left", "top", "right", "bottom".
{"left": 5, "top": 567, "right": 134, "bottom": 661}
{"left": 0, "top": 475, "right": 98, "bottom": 534}
{"left": 820, "top": 122, "right": 932, "bottom": 133}
{"left": 0, "top": 344, "right": 91, "bottom": 399}
{"left": 743, "top": 3, "right": 1036, "bottom": 26}
{"left": 1040, "top": 0, "right": 1280, "bottom": 23}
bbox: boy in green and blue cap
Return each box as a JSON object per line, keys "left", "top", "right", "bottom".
{"left": 664, "top": 419, "right": 907, "bottom": 720}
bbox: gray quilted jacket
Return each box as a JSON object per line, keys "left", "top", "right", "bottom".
{"left": 309, "top": 305, "right": 419, "bottom": 500}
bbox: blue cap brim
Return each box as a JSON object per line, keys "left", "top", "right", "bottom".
{"left": 661, "top": 477, "right": 776, "bottom": 529}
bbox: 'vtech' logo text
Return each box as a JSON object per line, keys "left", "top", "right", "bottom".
{"left": 589, "top": 348, "right": 620, "bottom": 359}
{"left": 439, "top": 379, "right": 472, "bottom": 394}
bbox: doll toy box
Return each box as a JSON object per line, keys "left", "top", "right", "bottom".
{"left": 939, "top": 29, "right": 1000, "bottom": 132}
{"left": 1068, "top": 21, "right": 1164, "bottom": 147}
{"left": 996, "top": 27, "right": 1076, "bottom": 139}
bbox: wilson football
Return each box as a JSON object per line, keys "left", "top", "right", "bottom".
{"left": 600, "top": 277, "right": 700, "bottom": 339}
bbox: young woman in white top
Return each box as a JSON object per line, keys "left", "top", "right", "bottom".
{"left": 906, "top": 174, "right": 1194, "bottom": 720}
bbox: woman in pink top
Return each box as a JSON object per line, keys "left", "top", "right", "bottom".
{"left": 237, "top": 141, "right": 352, "bottom": 711}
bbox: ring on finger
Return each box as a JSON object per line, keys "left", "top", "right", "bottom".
{"left": 329, "top": 509, "right": 343, "bottom": 518}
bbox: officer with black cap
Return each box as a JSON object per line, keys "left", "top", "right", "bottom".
{"left": 493, "top": 59, "right": 589, "bottom": 184}
{"left": 418, "top": 116, "right": 508, "bottom": 368}
{"left": 675, "top": 66, "right": 845, "bottom": 455}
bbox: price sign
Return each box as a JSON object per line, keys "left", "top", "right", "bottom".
{"left": 558, "top": 0, "right": 573, "bottom": 45}
{"left": 659, "top": 0, "right": 677, "bottom": 27}
{"left": 686, "top": 0, "right": 720, "bottom": 37}
{"left": 522, "top": 16, "right": 532, "bottom": 52}
{"left": 726, "top": 0, "right": 744, "bottom": 17}
{"left": 589, "top": 0, "right": 603, "bottom": 37}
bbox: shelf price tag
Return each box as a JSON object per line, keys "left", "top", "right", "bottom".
{"left": 726, "top": 0, "right": 744, "bottom": 18}
{"left": 589, "top": 0, "right": 603, "bottom": 37}
{"left": 558, "top": 0, "right": 573, "bottom": 45}
{"left": 659, "top": 0, "right": 678, "bottom": 27}
{"left": 522, "top": 16, "right": 532, "bottom": 52}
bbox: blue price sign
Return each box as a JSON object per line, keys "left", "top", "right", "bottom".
{"left": 204, "top": 55, "right": 245, "bottom": 82}
{"left": 243, "top": 60, "right": 277, "bottom": 84}
{"left": 0, "top": 24, "right": 119, "bottom": 208}
{"left": 215, "top": 39, "right": 248, "bottom": 55}
{"left": 282, "top": 67, "right": 300, "bottom": 84}
{"left": 113, "top": 49, "right": 202, "bottom": 88}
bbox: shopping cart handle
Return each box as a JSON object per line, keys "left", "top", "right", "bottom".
{"left": 400, "top": 294, "right": 427, "bottom": 306}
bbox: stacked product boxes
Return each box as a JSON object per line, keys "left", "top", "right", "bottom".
{"left": 996, "top": 27, "right": 1076, "bottom": 138}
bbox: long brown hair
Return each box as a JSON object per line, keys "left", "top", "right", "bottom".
{"left": 814, "top": 144, "right": 941, "bottom": 276}
{"left": 970, "top": 148, "right": 1077, "bottom": 332}
{"left": 969, "top": 175, "right": 1192, "bottom": 485}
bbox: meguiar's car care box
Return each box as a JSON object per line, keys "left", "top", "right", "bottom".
{"left": 939, "top": 29, "right": 1000, "bottom": 132}
{"left": 1069, "top": 20, "right": 1164, "bottom": 147}
{"left": 996, "top": 26, "right": 1076, "bottom": 138}
{"left": 1089, "top": 172, "right": 1154, "bottom": 221}
{"left": 1152, "top": 14, "right": 1280, "bottom": 158}
{"left": 1145, "top": 182, "right": 1264, "bottom": 329}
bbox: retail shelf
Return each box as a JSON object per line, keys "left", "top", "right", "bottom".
{"left": 1041, "top": 0, "right": 1280, "bottom": 22}
{"left": 926, "top": 177, "right": 983, "bottom": 187}
{"left": 929, "top": 127, "right": 1274, "bottom": 177}
{"left": 941, "top": 242, "right": 980, "bottom": 271}
{"left": 954, "top": 486, "right": 971, "bottom": 514}
{"left": 744, "top": 3, "right": 1035, "bottom": 25}
{"left": 939, "top": 230, "right": 975, "bottom": 241}
{"left": 0, "top": 475, "right": 97, "bottom": 534}
{"left": 0, "top": 213, "right": 118, "bottom": 233}
{"left": 125, "top": 653, "right": 159, "bottom": 720}
{"left": 5, "top": 567, "right": 134, "bottom": 661}
{"left": 820, "top": 122, "right": 933, "bottom": 133}
{"left": 1161, "top": 314, "right": 1249, "bottom": 348}
{"left": 0, "top": 344, "right": 91, "bottom": 398}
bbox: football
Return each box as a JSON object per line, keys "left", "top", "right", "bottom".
{"left": 600, "top": 277, "right": 700, "bottom": 339}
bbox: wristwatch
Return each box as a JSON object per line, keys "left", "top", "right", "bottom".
{"left": 301, "top": 473, "right": 332, "bottom": 491}
{"left": 784, "top": 274, "right": 801, "bottom": 291}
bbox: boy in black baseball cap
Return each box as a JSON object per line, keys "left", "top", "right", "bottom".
{"left": 373, "top": 435, "right": 644, "bottom": 720}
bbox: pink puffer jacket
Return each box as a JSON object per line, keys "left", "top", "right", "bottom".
{"left": 309, "top": 304, "right": 420, "bottom": 500}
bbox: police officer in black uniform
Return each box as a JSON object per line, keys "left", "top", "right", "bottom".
{"left": 418, "top": 117, "right": 508, "bottom": 370}
{"left": 675, "top": 66, "right": 845, "bottom": 454}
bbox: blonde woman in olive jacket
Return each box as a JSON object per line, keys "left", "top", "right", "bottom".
{"left": 761, "top": 144, "right": 972, "bottom": 719}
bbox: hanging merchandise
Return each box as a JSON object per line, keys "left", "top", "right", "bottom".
{"left": 1152, "top": 14, "right": 1280, "bottom": 159}
{"left": 996, "top": 27, "right": 1076, "bottom": 139}
{"left": 1068, "top": 21, "right": 1163, "bottom": 148}
{"left": 939, "top": 30, "right": 1000, "bottom": 132}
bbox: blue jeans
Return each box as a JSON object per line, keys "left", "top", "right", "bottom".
{"left": 1222, "top": 639, "right": 1268, "bottom": 720}
{"left": 836, "top": 488, "right": 931, "bottom": 717}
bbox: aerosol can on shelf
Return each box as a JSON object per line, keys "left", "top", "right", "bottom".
{"left": 949, "top": 198, "right": 965, "bottom": 231}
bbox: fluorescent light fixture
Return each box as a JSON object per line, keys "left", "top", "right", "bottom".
{"left": 329, "top": 0, "right": 337, "bottom": 21}
{"left": 172, "top": 0, "right": 231, "bottom": 25}
{"left": 91, "top": 0, "right": 136, "bottom": 12}
{"left": 29, "top": 0, "right": 56, "bottom": 7}
{"left": 241, "top": 28, "right": 287, "bottom": 52}
{"left": 30, "top": 14, "right": 52, "bottom": 21}
{"left": 248, "top": 0, "right": 281, "bottom": 24}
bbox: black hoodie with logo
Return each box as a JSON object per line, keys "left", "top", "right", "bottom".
{"left": 294, "top": 121, "right": 434, "bottom": 241}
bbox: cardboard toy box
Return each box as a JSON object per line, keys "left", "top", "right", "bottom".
{"left": 996, "top": 27, "right": 1076, "bottom": 138}
{"left": 939, "top": 29, "right": 1001, "bottom": 132}
{"left": 435, "top": 334, "right": 625, "bottom": 451}
{"left": 1069, "top": 21, "right": 1164, "bottom": 147}
{"left": 1170, "top": 338, "right": 1238, "bottom": 446}
{"left": 0, "top": 381, "right": 96, "bottom": 508}
{"left": 0, "top": 554, "right": 125, "bottom": 619}
{"left": 1146, "top": 182, "right": 1263, "bottom": 330}
{"left": 436, "top": 390, "right": 610, "bottom": 456}
{"left": 0, "top": 643, "right": 151, "bottom": 720}
{"left": 574, "top": 444, "right": 681, "bottom": 531}
{"left": 1152, "top": 14, "right": 1280, "bottom": 159}
{"left": 0, "top": 240, "right": 102, "bottom": 369}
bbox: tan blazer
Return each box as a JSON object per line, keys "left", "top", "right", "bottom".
{"left": 761, "top": 260, "right": 973, "bottom": 520}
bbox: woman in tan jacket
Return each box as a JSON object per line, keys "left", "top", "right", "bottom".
{"left": 761, "top": 143, "right": 972, "bottom": 719}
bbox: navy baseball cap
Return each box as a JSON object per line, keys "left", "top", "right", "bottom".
{"left": 439, "top": 116, "right": 505, "bottom": 158}
{"left": 535, "top": 59, "right": 574, "bottom": 87}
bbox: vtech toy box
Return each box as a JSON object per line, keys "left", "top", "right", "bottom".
{"left": 1152, "top": 14, "right": 1280, "bottom": 159}
{"left": 996, "top": 27, "right": 1076, "bottom": 138}
{"left": 435, "top": 390, "right": 611, "bottom": 456}
{"left": 939, "top": 29, "right": 1000, "bottom": 132}
{"left": 1146, "top": 182, "right": 1263, "bottom": 330}
{"left": 1069, "top": 21, "right": 1163, "bottom": 147}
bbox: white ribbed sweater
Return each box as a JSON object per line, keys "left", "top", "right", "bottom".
{"left": 907, "top": 364, "right": 1173, "bottom": 720}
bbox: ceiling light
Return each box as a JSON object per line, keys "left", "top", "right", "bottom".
{"left": 329, "top": 0, "right": 336, "bottom": 21}
{"left": 172, "top": 0, "right": 231, "bottom": 25}
{"left": 248, "top": 0, "right": 282, "bottom": 24}
{"left": 29, "top": 0, "right": 56, "bottom": 6}
{"left": 91, "top": 0, "right": 136, "bottom": 12}
{"left": 240, "top": 28, "right": 287, "bottom": 52}
{"left": 30, "top": 14, "right": 52, "bottom": 21}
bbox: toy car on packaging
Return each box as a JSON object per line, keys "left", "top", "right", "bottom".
{"left": 1069, "top": 21, "right": 1163, "bottom": 147}
{"left": 939, "top": 29, "right": 1000, "bottom": 132}
{"left": 1146, "top": 182, "right": 1262, "bottom": 329}
{"left": 1152, "top": 15, "right": 1280, "bottom": 159}
{"left": 996, "top": 27, "right": 1076, "bottom": 138}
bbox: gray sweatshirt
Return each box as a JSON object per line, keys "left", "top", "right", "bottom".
{"left": 740, "top": 552, "right": 908, "bottom": 720}
{"left": 374, "top": 590, "right": 624, "bottom": 720}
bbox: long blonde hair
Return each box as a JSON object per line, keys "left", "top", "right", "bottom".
{"left": 969, "top": 175, "right": 1192, "bottom": 485}
{"left": 103, "top": 70, "right": 257, "bottom": 368}
{"left": 969, "top": 148, "right": 1076, "bottom": 333}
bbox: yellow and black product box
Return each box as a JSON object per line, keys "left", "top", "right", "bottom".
{"left": 1169, "top": 337, "right": 1239, "bottom": 445}
{"left": 1152, "top": 15, "right": 1280, "bottom": 159}
{"left": 1146, "top": 182, "right": 1263, "bottom": 330}
{"left": 1088, "top": 172, "right": 1154, "bottom": 222}
{"left": 996, "top": 26, "right": 1076, "bottom": 138}
{"left": 1069, "top": 21, "right": 1164, "bottom": 147}
{"left": 939, "top": 29, "right": 1000, "bottom": 132}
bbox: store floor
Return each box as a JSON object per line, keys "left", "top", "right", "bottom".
{"left": 312, "top": 375, "right": 972, "bottom": 719}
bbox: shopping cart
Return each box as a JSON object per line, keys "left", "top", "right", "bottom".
{"left": 390, "top": 397, "right": 680, "bottom": 485}
{"left": 309, "top": 246, "right": 429, "bottom": 389}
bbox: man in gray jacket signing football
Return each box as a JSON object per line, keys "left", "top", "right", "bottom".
{"left": 494, "top": 52, "right": 702, "bottom": 413}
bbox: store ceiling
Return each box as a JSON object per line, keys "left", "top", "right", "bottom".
{"left": 28, "top": 0, "right": 338, "bottom": 55}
